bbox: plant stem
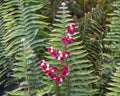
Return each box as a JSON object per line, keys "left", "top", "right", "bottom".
{"left": 56, "top": 82, "right": 59, "bottom": 96}
{"left": 63, "top": 44, "right": 67, "bottom": 52}
{"left": 23, "top": 44, "right": 31, "bottom": 96}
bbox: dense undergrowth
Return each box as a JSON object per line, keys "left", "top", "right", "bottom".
{"left": 0, "top": 0, "right": 120, "bottom": 96}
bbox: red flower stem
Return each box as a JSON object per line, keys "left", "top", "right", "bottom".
{"left": 63, "top": 44, "right": 67, "bottom": 52}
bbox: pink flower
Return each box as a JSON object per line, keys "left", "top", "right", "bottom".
{"left": 41, "top": 64, "right": 49, "bottom": 71}
{"left": 67, "top": 23, "right": 77, "bottom": 36}
{"left": 44, "top": 71, "right": 50, "bottom": 76}
{"left": 61, "top": 37, "right": 74, "bottom": 45}
{"left": 56, "top": 76, "right": 65, "bottom": 83}
{"left": 63, "top": 52, "right": 70, "bottom": 58}
{"left": 61, "top": 37, "right": 68, "bottom": 44}
{"left": 56, "top": 51, "right": 70, "bottom": 61}
{"left": 51, "top": 75, "right": 65, "bottom": 83}
{"left": 48, "top": 47, "right": 59, "bottom": 58}
{"left": 49, "top": 67, "right": 58, "bottom": 74}
{"left": 56, "top": 56, "right": 65, "bottom": 61}
{"left": 70, "top": 23, "right": 77, "bottom": 30}
{"left": 68, "top": 38, "right": 74, "bottom": 44}
{"left": 39, "top": 60, "right": 49, "bottom": 71}
{"left": 48, "top": 47, "right": 53, "bottom": 53}
{"left": 39, "top": 60, "right": 45, "bottom": 66}
{"left": 50, "top": 74, "right": 57, "bottom": 82}
{"left": 62, "top": 65, "right": 70, "bottom": 77}
{"left": 67, "top": 27, "right": 74, "bottom": 35}
{"left": 56, "top": 51, "right": 64, "bottom": 61}
{"left": 50, "top": 50, "right": 59, "bottom": 57}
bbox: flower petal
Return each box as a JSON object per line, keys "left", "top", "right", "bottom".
{"left": 62, "top": 65, "right": 70, "bottom": 77}
{"left": 61, "top": 37, "right": 69, "bottom": 44}
{"left": 41, "top": 64, "right": 49, "bottom": 71}
{"left": 68, "top": 38, "right": 74, "bottom": 44}
{"left": 50, "top": 50, "right": 59, "bottom": 57}
{"left": 70, "top": 23, "right": 77, "bottom": 30}
{"left": 56, "top": 76, "right": 65, "bottom": 83}
{"left": 39, "top": 60, "right": 45, "bottom": 67}
{"left": 63, "top": 52, "right": 70, "bottom": 58}
{"left": 50, "top": 75, "right": 57, "bottom": 82}
{"left": 49, "top": 67, "right": 58, "bottom": 74}
{"left": 48, "top": 47, "right": 53, "bottom": 53}
{"left": 67, "top": 27, "right": 74, "bottom": 35}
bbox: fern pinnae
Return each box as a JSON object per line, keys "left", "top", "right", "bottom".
{"left": 1, "top": 0, "right": 50, "bottom": 95}
{"left": 105, "top": 1, "right": 120, "bottom": 95}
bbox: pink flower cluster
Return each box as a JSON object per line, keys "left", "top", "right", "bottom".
{"left": 48, "top": 47, "right": 70, "bottom": 62}
{"left": 39, "top": 60, "right": 69, "bottom": 86}
{"left": 39, "top": 23, "right": 76, "bottom": 86}
{"left": 61, "top": 23, "right": 77, "bottom": 45}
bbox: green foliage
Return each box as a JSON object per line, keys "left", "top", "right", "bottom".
{"left": 36, "top": 85, "right": 53, "bottom": 96}
{"left": 77, "top": 5, "right": 112, "bottom": 96}
{"left": 78, "top": 7, "right": 105, "bottom": 67}
{"left": 0, "top": 0, "right": 48, "bottom": 57}
{"left": 78, "top": 7, "right": 105, "bottom": 91}
{"left": 1, "top": 0, "right": 120, "bottom": 96}
{"left": 0, "top": 6, "right": 14, "bottom": 89}
{"left": 8, "top": 40, "right": 36, "bottom": 96}
{"left": 104, "top": 1, "right": 120, "bottom": 63}
{"left": 45, "top": 3, "right": 97, "bottom": 96}
{"left": 7, "top": 40, "right": 52, "bottom": 96}
{"left": 106, "top": 63, "right": 120, "bottom": 96}
{"left": 105, "top": 1, "right": 120, "bottom": 95}
{"left": 0, "top": 0, "right": 49, "bottom": 95}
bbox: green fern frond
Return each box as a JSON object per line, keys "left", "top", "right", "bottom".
{"left": 78, "top": 7, "right": 105, "bottom": 67}
{"left": 0, "top": 0, "right": 48, "bottom": 57}
{"left": 104, "top": 1, "right": 120, "bottom": 61}
{"left": 0, "top": 9, "right": 13, "bottom": 88}
{"left": 106, "top": 63, "right": 120, "bottom": 96}
{"left": 105, "top": 1, "right": 120, "bottom": 95}
{"left": 8, "top": 39, "right": 48, "bottom": 96}
{"left": 9, "top": 40, "right": 36, "bottom": 95}
{"left": 77, "top": 7, "right": 109, "bottom": 95}
{"left": 0, "top": 0, "right": 49, "bottom": 95}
